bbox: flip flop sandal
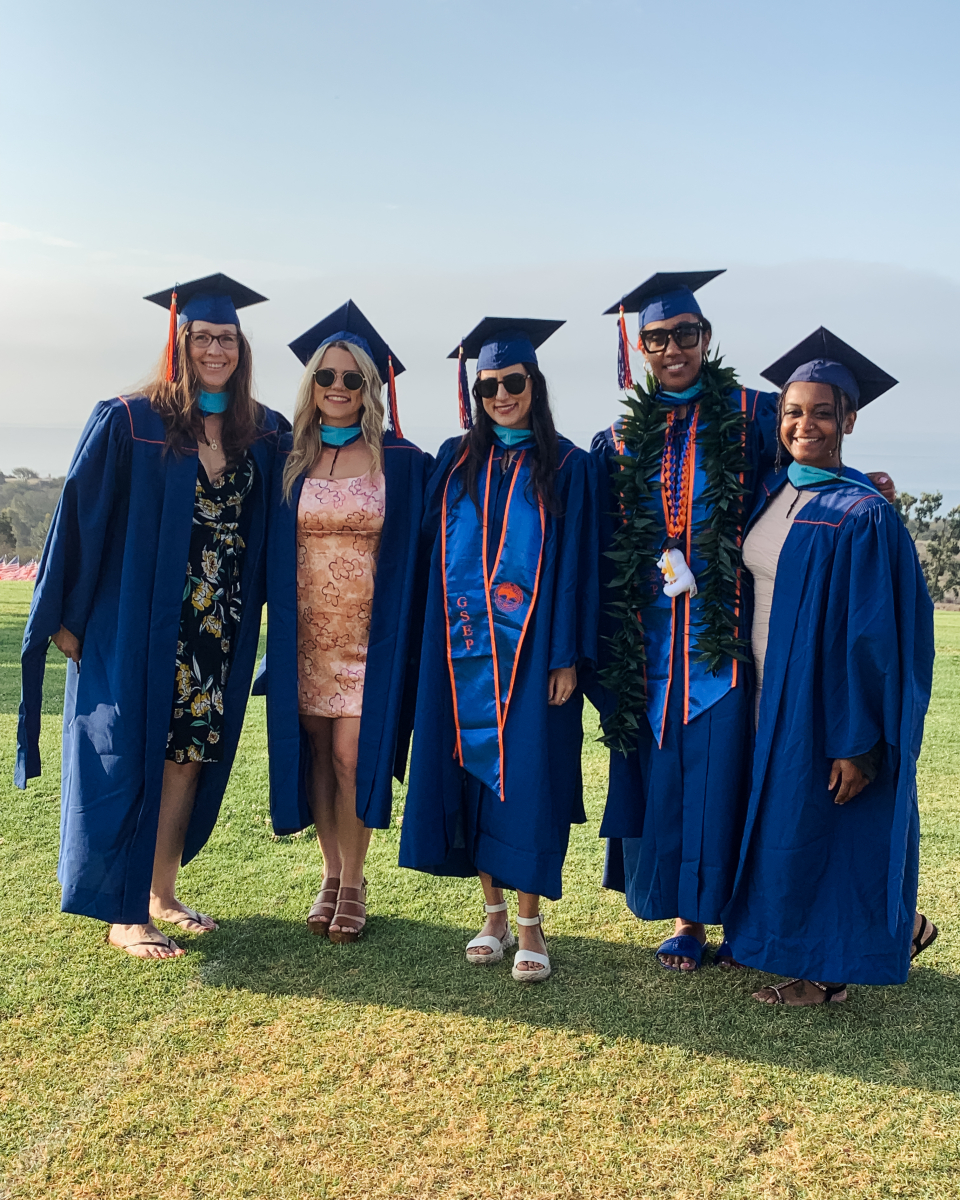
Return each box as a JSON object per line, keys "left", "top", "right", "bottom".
{"left": 656, "top": 934, "right": 707, "bottom": 971}
{"left": 107, "top": 931, "right": 183, "bottom": 959}
{"left": 911, "top": 914, "right": 938, "bottom": 961}
{"left": 511, "top": 914, "right": 550, "bottom": 982}
{"left": 307, "top": 877, "right": 341, "bottom": 937}
{"left": 758, "top": 979, "right": 847, "bottom": 1006}
{"left": 712, "top": 938, "right": 747, "bottom": 969}
{"left": 162, "top": 906, "right": 218, "bottom": 933}
{"left": 466, "top": 900, "right": 515, "bottom": 964}
{"left": 328, "top": 881, "right": 368, "bottom": 944}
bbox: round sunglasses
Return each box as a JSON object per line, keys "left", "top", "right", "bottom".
{"left": 477, "top": 373, "right": 530, "bottom": 399}
{"left": 314, "top": 367, "right": 364, "bottom": 391}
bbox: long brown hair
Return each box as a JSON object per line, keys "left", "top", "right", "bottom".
{"left": 141, "top": 322, "right": 264, "bottom": 462}
{"left": 282, "top": 340, "right": 384, "bottom": 503}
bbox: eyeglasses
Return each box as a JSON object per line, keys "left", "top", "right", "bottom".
{"left": 189, "top": 332, "right": 240, "bottom": 350}
{"left": 314, "top": 368, "right": 364, "bottom": 391}
{"left": 639, "top": 322, "right": 704, "bottom": 354}
{"left": 477, "top": 373, "right": 530, "bottom": 399}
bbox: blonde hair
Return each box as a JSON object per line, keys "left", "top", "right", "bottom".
{"left": 141, "top": 322, "right": 262, "bottom": 462}
{"left": 282, "top": 339, "right": 384, "bottom": 502}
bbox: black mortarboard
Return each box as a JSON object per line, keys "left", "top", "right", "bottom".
{"left": 446, "top": 317, "right": 565, "bottom": 429}
{"left": 761, "top": 326, "right": 898, "bottom": 409}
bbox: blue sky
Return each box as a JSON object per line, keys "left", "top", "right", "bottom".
{"left": 1, "top": 0, "right": 958, "bottom": 501}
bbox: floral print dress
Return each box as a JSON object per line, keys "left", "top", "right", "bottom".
{"left": 297, "top": 470, "right": 386, "bottom": 717}
{"left": 166, "top": 455, "right": 256, "bottom": 763}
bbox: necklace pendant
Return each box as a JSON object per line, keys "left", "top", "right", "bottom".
{"left": 210, "top": 439, "right": 219, "bottom": 451}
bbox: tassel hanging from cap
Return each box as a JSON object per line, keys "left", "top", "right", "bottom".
{"left": 165, "top": 289, "right": 179, "bottom": 382}
{"left": 617, "top": 305, "right": 634, "bottom": 391}
{"left": 457, "top": 342, "right": 473, "bottom": 430}
{"left": 387, "top": 353, "right": 403, "bottom": 438}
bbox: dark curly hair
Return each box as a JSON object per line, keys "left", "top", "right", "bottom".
{"left": 458, "top": 363, "right": 560, "bottom": 516}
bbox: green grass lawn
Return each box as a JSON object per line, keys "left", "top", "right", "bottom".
{"left": 1, "top": 579, "right": 958, "bottom": 1199}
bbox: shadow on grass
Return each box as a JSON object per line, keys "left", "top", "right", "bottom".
{"left": 192, "top": 912, "right": 960, "bottom": 1094}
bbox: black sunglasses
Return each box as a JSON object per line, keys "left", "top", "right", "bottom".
{"left": 477, "top": 373, "right": 530, "bottom": 399}
{"left": 639, "top": 322, "right": 704, "bottom": 353}
{"left": 314, "top": 367, "right": 364, "bottom": 391}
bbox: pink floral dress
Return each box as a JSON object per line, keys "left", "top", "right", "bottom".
{"left": 296, "top": 470, "right": 386, "bottom": 717}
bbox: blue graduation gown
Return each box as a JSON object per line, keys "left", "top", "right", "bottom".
{"left": 398, "top": 436, "right": 601, "bottom": 900}
{"left": 16, "top": 396, "right": 288, "bottom": 924}
{"left": 254, "top": 431, "right": 430, "bottom": 833}
{"left": 592, "top": 387, "right": 779, "bottom": 923}
{"left": 722, "top": 469, "right": 934, "bottom": 985}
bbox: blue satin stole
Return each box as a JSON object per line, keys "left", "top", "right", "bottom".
{"left": 441, "top": 445, "right": 545, "bottom": 800}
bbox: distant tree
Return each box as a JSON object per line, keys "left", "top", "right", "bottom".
{"left": 897, "top": 491, "right": 960, "bottom": 602}
{"left": 31, "top": 513, "right": 53, "bottom": 552}
{"left": 0, "top": 511, "right": 14, "bottom": 555}
{"left": 11, "top": 467, "right": 38, "bottom": 480}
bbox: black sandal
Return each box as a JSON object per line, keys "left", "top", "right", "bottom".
{"left": 756, "top": 979, "right": 847, "bottom": 1006}
{"left": 911, "top": 914, "right": 938, "bottom": 961}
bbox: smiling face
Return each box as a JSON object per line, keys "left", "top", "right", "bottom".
{"left": 313, "top": 344, "right": 365, "bottom": 427}
{"left": 780, "top": 382, "right": 857, "bottom": 469}
{"left": 639, "top": 312, "right": 710, "bottom": 392}
{"left": 187, "top": 320, "right": 240, "bottom": 393}
{"left": 478, "top": 362, "right": 533, "bottom": 429}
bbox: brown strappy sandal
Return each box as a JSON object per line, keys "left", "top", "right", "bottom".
{"left": 306, "top": 877, "right": 341, "bottom": 937}
{"left": 328, "top": 879, "right": 368, "bottom": 944}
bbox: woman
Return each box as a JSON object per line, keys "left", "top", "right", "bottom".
{"left": 721, "top": 327, "right": 936, "bottom": 1004}
{"left": 256, "top": 301, "right": 428, "bottom": 942}
{"left": 17, "top": 274, "right": 288, "bottom": 958}
{"left": 399, "top": 318, "right": 600, "bottom": 982}
{"left": 591, "top": 273, "right": 896, "bottom": 971}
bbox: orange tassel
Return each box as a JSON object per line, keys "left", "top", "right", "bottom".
{"left": 618, "top": 305, "right": 634, "bottom": 391}
{"left": 387, "top": 354, "right": 403, "bottom": 438}
{"left": 165, "top": 289, "right": 178, "bottom": 382}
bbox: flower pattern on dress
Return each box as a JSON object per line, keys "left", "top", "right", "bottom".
{"left": 296, "top": 470, "right": 385, "bottom": 718}
{"left": 167, "top": 455, "right": 255, "bottom": 764}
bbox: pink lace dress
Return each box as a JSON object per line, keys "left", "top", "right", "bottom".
{"left": 296, "top": 470, "right": 386, "bottom": 717}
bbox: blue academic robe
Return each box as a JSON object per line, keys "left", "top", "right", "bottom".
{"left": 398, "top": 436, "right": 601, "bottom": 900}
{"left": 591, "top": 387, "right": 779, "bottom": 924}
{"left": 722, "top": 468, "right": 934, "bottom": 985}
{"left": 16, "top": 396, "right": 288, "bottom": 924}
{"left": 254, "top": 431, "right": 430, "bottom": 832}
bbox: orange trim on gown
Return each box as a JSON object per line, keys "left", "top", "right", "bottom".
{"left": 296, "top": 470, "right": 385, "bottom": 717}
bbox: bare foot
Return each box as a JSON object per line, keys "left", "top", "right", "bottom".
{"left": 753, "top": 978, "right": 847, "bottom": 1006}
{"left": 515, "top": 918, "right": 547, "bottom": 972}
{"left": 108, "top": 922, "right": 185, "bottom": 960}
{"left": 469, "top": 908, "right": 509, "bottom": 957}
{"left": 658, "top": 919, "right": 706, "bottom": 970}
{"left": 150, "top": 900, "right": 218, "bottom": 934}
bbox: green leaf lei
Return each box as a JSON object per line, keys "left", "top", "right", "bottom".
{"left": 598, "top": 353, "right": 750, "bottom": 755}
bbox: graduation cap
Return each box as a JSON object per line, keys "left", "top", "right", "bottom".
{"left": 447, "top": 317, "right": 565, "bottom": 429}
{"left": 760, "top": 326, "right": 898, "bottom": 409}
{"left": 289, "top": 300, "right": 405, "bottom": 435}
{"left": 603, "top": 270, "right": 724, "bottom": 390}
{"left": 144, "top": 273, "right": 268, "bottom": 382}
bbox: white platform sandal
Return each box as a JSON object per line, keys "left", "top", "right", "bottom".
{"left": 465, "top": 901, "right": 515, "bottom": 965}
{"left": 512, "top": 914, "right": 551, "bottom": 982}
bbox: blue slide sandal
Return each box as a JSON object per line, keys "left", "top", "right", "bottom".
{"left": 655, "top": 934, "right": 707, "bottom": 971}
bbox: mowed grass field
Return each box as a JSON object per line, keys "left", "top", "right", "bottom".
{"left": 1, "top": 579, "right": 958, "bottom": 1200}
